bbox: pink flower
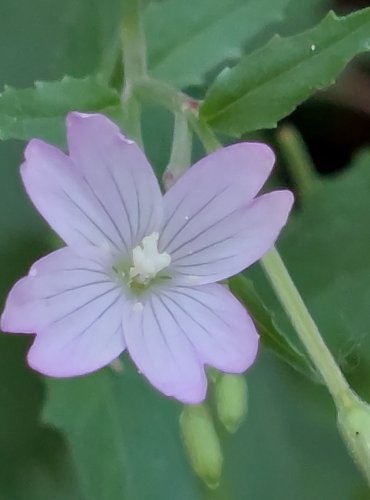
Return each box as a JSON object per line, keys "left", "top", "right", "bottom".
{"left": 1, "top": 113, "right": 293, "bottom": 403}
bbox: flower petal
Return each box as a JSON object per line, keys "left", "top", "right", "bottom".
{"left": 160, "top": 142, "right": 275, "bottom": 254}
{"left": 169, "top": 190, "right": 293, "bottom": 285}
{"left": 1, "top": 247, "right": 126, "bottom": 376}
{"left": 21, "top": 140, "right": 123, "bottom": 252}
{"left": 27, "top": 313, "right": 125, "bottom": 378}
{"left": 123, "top": 295, "right": 207, "bottom": 404}
{"left": 158, "top": 283, "right": 259, "bottom": 373}
{"left": 21, "top": 113, "right": 163, "bottom": 254}
{"left": 66, "top": 112, "right": 163, "bottom": 249}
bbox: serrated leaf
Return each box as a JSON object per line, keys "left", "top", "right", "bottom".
{"left": 229, "top": 274, "right": 318, "bottom": 382}
{"left": 43, "top": 364, "right": 201, "bottom": 500}
{"left": 146, "top": 0, "right": 292, "bottom": 87}
{"left": 201, "top": 8, "right": 370, "bottom": 136}
{"left": 0, "top": 77, "right": 122, "bottom": 144}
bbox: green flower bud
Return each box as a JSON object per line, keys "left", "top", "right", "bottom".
{"left": 337, "top": 397, "right": 370, "bottom": 484}
{"left": 215, "top": 374, "right": 248, "bottom": 433}
{"left": 180, "top": 404, "right": 223, "bottom": 489}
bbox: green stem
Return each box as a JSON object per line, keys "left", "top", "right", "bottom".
{"left": 277, "top": 124, "right": 319, "bottom": 200}
{"left": 134, "top": 77, "right": 188, "bottom": 112}
{"left": 121, "top": 0, "right": 147, "bottom": 144}
{"left": 187, "top": 115, "right": 222, "bottom": 154}
{"left": 261, "top": 248, "right": 353, "bottom": 408}
{"left": 96, "top": 29, "right": 121, "bottom": 85}
{"left": 164, "top": 111, "right": 193, "bottom": 189}
{"left": 123, "top": 97, "right": 142, "bottom": 145}
{"left": 134, "top": 78, "right": 222, "bottom": 153}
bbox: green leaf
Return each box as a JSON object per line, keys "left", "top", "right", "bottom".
{"left": 229, "top": 274, "right": 318, "bottom": 382}
{"left": 146, "top": 0, "right": 293, "bottom": 87}
{"left": 201, "top": 8, "right": 370, "bottom": 136}
{"left": 0, "top": 77, "right": 122, "bottom": 144}
{"left": 43, "top": 365, "right": 201, "bottom": 500}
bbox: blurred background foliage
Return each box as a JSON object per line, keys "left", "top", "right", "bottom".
{"left": 1, "top": 0, "right": 370, "bottom": 498}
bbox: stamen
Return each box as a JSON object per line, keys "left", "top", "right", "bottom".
{"left": 129, "top": 232, "right": 171, "bottom": 285}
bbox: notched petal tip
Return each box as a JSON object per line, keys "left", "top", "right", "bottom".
{"left": 274, "top": 189, "right": 295, "bottom": 220}
{"left": 67, "top": 111, "right": 92, "bottom": 121}
{"left": 24, "top": 138, "right": 50, "bottom": 161}
{"left": 26, "top": 324, "right": 126, "bottom": 378}
{"left": 225, "top": 330, "right": 260, "bottom": 375}
{"left": 19, "top": 160, "right": 28, "bottom": 179}
{"left": 222, "top": 141, "right": 276, "bottom": 177}
{"left": 281, "top": 188, "right": 295, "bottom": 205}
{"left": 66, "top": 111, "right": 107, "bottom": 126}
{"left": 0, "top": 312, "right": 10, "bottom": 333}
{"left": 66, "top": 111, "right": 134, "bottom": 147}
{"left": 26, "top": 345, "right": 69, "bottom": 378}
{"left": 156, "top": 371, "right": 208, "bottom": 404}
{"left": 0, "top": 297, "right": 17, "bottom": 333}
{"left": 178, "top": 382, "right": 208, "bottom": 405}
{"left": 27, "top": 346, "right": 76, "bottom": 378}
{"left": 135, "top": 355, "right": 208, "bottom": 404}
{"left": 66, "top": 111, "right": 118, "bottom": 132}
{"left": 0, "top": 277, "right": 34, "bottom": 334}
{"left": 240, "top": 141, "right": 275, "bottom": 163}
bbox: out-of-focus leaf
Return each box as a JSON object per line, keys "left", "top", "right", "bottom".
{"left": 44, "top": 352, "right": 366, "bottom": 500}
{"left": 0, "top": 139, "right": 84, "bottom": 500}
{"left": 146, "top": 0, "right": 293, "bottom": 87}
{"left": 44, "top": 364, "right": 201, "bottom": 500}
{"left": 0, "top": 0, "right": 122, "bottom": 85}
{"left": 0, "top": 77, "right": 122, "bottom": 144}
{"left": 229, "top": 274, "right": 318, "bottom": 382}
{"left": 201, "top": 8, "right": 370, "bottom": 136}
{"left": 50, "top": 0, "right": 122, "bottom": 81}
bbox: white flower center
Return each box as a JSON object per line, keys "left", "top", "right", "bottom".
{"left": 129, "top": 232, "right": 171, "bottom": 285}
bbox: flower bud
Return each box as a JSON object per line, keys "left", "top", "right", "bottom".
{"left": 179, "top": 404, "right": 223, "bottom": 489}
{"left": 337, "top": 397, "right": 370, "bottom": 484}
{"left": 215, "top": 374, "right": 248, "bottom": 433}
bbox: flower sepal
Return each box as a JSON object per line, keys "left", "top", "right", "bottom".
{"left": 337, "top": 393, "right": 370, "bottom": 484}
